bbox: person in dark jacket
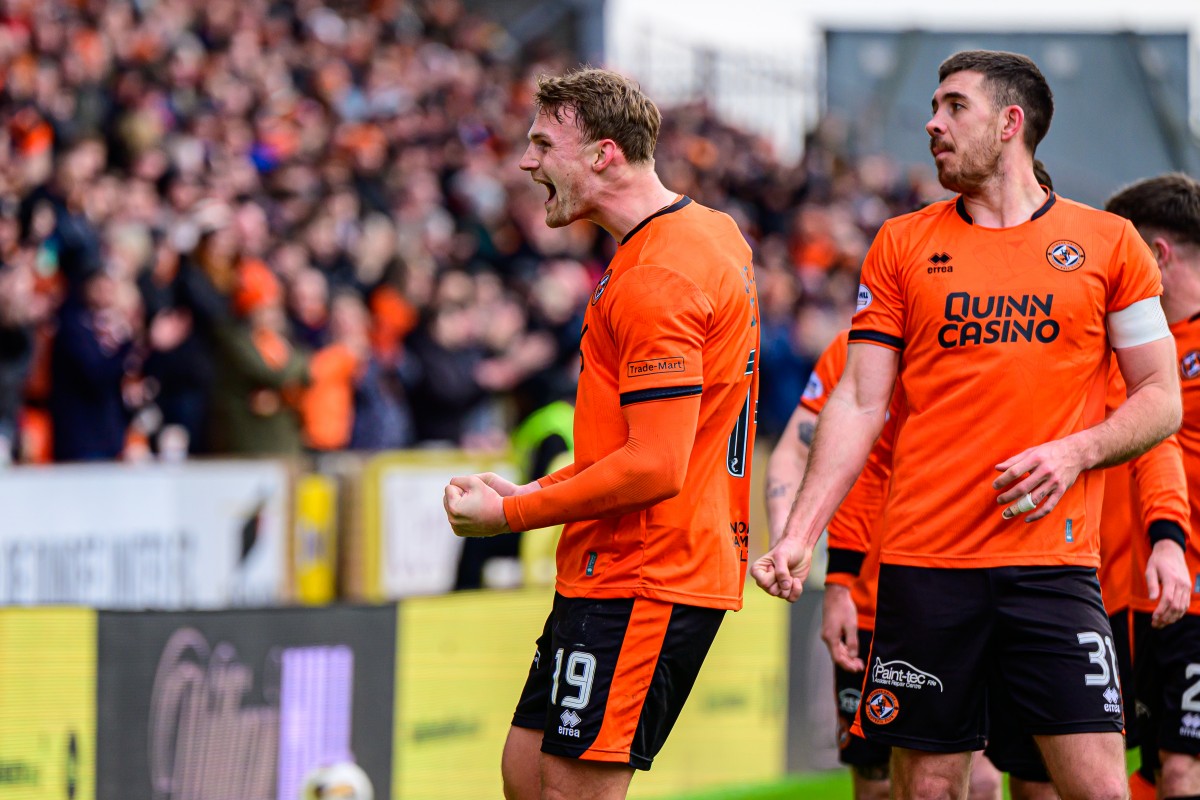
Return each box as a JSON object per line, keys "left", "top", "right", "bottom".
{"left": 50, "top": 269, "right": 134, "bottom": 461}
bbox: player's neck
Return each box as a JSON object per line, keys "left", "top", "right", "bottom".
{"left": 959, "top": 167, "right": 1048, "bottom": 229}
{"left": 591, "top": 169, "right": 680, "bottom": 242}
{"left": 1162, "top": 267, "right": 1200, "bottom": 324}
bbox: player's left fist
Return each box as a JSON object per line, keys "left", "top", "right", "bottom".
{"left": 443, "top": 474, "right": 512, "bottom": 537}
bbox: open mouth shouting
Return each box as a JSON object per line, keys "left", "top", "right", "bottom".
{"left": 535, "top": 178, "right": 557, "bottom": 205}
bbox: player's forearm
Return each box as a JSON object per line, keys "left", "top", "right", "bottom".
{"left": 1131, "top": 436, "right": 1190, "bottom": 533}
{"left": 766, "top": 447, "right": 807, "bottom": 546}
{"left": 504, "top": 397, "right": 697, "bottom": 532}
{"left": 537, "top": 461, "right": 577, "bottom": 488}
{"left": 779, "top": 393, "right": 887, "bottom": 551}
{"left": 1070, "top": 380, "right": 1182, "bottom": 472}
{"left": 506, "top": 445, "right": 683, "bottom": 531}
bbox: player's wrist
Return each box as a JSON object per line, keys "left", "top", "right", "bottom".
{"left": 827, "top": 547, "right": 866, "bottom": 578}
{"left": 1148, "top": 519, "right": 1187, "bottom": 551}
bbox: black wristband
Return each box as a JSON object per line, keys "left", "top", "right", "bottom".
{"left": 1148, "top": 520, "right": 1187, "bottom": 550}
{"left": 827, "top": 547, "right": 866, "bottom": 577}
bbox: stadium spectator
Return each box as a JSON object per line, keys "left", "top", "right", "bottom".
{"left": 208, "top": 259, "right": 309, "bottom": 456}
{"left": 49, "top": 268, "right": 135, "bottom": 461}
{"left": 0, "top": 0, "right": 948, "bottom": 460}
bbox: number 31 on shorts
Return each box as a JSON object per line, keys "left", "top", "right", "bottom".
{"left": 1077, "top": 631, "right": 1120, "bottom": 687}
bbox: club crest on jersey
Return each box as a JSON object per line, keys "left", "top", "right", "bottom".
{"left": 865, "top": 689, "right": 899, "bottom": 725}
{"left": 591, "top": 270, "right": 613, "bottom": 306}
{"left": 1181, "top": 350, "right": 1200, "bottom": 380}
{"left": 1046, "top": 240, "right": 1086, "bottom": 272}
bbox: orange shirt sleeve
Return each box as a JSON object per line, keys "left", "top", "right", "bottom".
{"left": 799, "top": 331, "right": 849, "bottom": 415}
{"left": 504, "top": 394, "right": 700, "bottom": 532}
{"left": 608, "top": 264, "right": 709, "bottom": 400}
{"left": 1131, "top": 433, "right": 1190, "bottom": 536}
{"left": 850, "top": 223, "right": 905, "bottom": 350}
{"left": 1108, "top": 219, "right": 1163, "bottom": 312}
{"left": 537, "top": 462, "right": 576, "bottom": 487}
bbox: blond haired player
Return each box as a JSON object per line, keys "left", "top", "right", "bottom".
{"left": 444, "top": 68, "right": 759, "bottom": 800}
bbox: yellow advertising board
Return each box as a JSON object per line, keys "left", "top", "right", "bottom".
{"left": 393, "top": 586, "right": 787, "bottom": 799}
{"left": 0, "top": 608, "right": 96, "bottom": 800}
{"left": 393, "top": 588, "right": 550, "bottom": 800}
{"left": 634, "top": 588, "right": 788, "bottom": 797}
{"left": 294, "top": 473, "right": 338, "bottom": 605}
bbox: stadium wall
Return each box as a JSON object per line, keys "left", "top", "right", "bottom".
{"left": 0, "top": 589, "right": 791, "bottom": 800}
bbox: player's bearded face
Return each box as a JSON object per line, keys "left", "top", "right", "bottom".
{"left": 927, "top": 71, "right": 1005, "bottom": 194}
{"left": 931, "top": 123, "right": 1002, "bottom": 193}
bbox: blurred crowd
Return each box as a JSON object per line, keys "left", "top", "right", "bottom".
{"left": 0, "top": 0, "right": 948, "bottom": 465}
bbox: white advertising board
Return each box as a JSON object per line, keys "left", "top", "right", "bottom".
{"left": 0, "top": 461, "right": 289, "bottom": 608}
{"left": 365, "top": 452, "right": 518, "bottom": 599}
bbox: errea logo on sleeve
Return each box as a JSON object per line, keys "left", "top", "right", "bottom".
{"left": 627, "top": 357, "right": 685, "bottom": 378}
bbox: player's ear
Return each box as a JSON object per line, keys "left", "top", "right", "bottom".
{"left": 1150, "top": 236, "right": 1172, "bottom": 269}
{"left": 592, "top": 139, "right": 619, "bottom": 172}
{"left": 999, "top": 104, "right": 1024, "bottom": 144}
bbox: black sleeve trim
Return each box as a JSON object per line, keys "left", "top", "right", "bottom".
{"left": 1148, "top": 520, "right": 1187, "bottom": 550}
{"left": 619, "top": 384, "right": 703, "bottom": 406}
{"left": 827, "top": 548, "right": 866, "bottom": 577}
{"left": 847, "top": 330, "right": 905, "bottom": 350}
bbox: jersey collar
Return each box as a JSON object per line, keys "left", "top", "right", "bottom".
{"left": 620, "top": 196, "right": 692, "bottom": 245}
{"left": 955, "top": 191, "right": 1057, "bottom": 225}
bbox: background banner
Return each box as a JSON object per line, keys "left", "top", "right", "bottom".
{"left": 0, "top": 608, "right": 96, "bottom": 800}
{"left": 0, "top": 462, "right": 290, "bottom": 609}
{"left": 95, "top": 605, "right": 396, "bottom": 800}
{"left": 393, "top": 587, "right": 787, "bottom": 799}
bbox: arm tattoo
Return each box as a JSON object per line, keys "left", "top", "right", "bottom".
{"left": 766, "top": 482, "right": 792, "bottom": 499}
{"left": 797, "top": 422, "right": 815, "bottom": 446}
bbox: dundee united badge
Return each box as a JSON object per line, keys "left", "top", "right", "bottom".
{"left": 1046, "top": 240, "right": 1086, "bottom": 272}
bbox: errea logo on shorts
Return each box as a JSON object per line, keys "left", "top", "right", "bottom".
{"left": 872, "top": 658, "right": 944, "bottom": 691}
{"left": 1103, "top": 686, "right": 1121, "bottom": 714}
{"left": 1180, "top": 713, "right": 1200, "bottom": 739}
{"left": 558, "top": 708, "right": 582, "bottom": 738}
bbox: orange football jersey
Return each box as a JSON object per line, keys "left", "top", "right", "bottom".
{"left": 800, "top": 330, "right": 897, "bottom": 629}
{"left": 1100, "top": 358, "right": 1190, "bottom": 614}
{"left": 1129, "top": 316, "right": 1200, "bottom": 615}
{"left": 851, "top": 193, "right": 1162, "bottom": 569}
{"left": 552, "top": 197, "right": 759, "bottom": 610}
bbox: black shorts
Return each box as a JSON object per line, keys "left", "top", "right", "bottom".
{"left": 511, "top": 592, "right": 725, "bottom": 770}
{"left": 1134, "top": 611, "right": 1200, "bottom": 768}
{"left": 985, "top": 608, "right": 1135, "bottom": 783}
{"left": 984, "top": 677, "right": 1050, "bottom": 783}
{"left": 834, "top": 627, "right": 892, "bottom": 770}
{"left": 857, "top": 564, "right": 1124, "bottom": 752}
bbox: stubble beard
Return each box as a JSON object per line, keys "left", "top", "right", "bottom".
{"left": 935, "top": 137, "right": 1002, "bottom": 195}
